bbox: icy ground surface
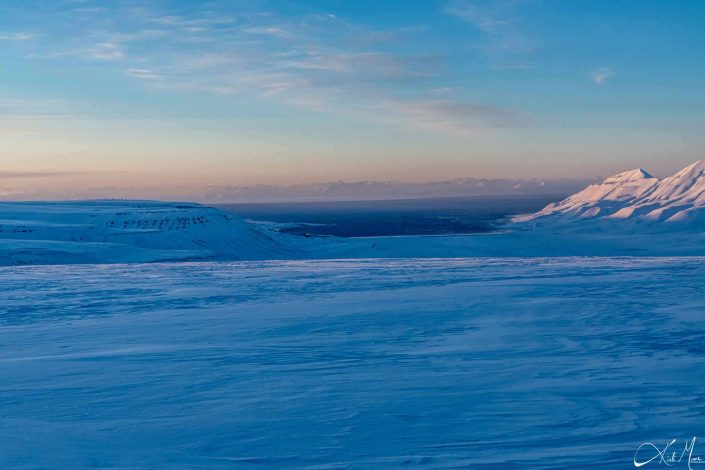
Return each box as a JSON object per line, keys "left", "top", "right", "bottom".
{"left": 2, "top": 258, "right": 705, "bottom": 468}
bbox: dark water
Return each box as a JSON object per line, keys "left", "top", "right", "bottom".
{"left": 217, "top": 195, "right": 562, "bottom": 237}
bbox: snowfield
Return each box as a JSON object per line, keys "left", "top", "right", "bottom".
{"left": 2, "top": 258, "right": 705, "bottom": 468}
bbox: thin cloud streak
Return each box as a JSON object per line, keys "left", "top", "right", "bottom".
{"left": 444, "top": 0, "right": 538, "bottom": 60}
{"left": 376, "top": 99, "right": 524, "bottom": 135}
{"left": 0, "top": 171, "right": 79, "bottom": 179}
{"left": 86, "top": 42, "right": 125, "bottom": 61}
{"left": 445, "top": 1, "right": 511, "bottom": 34}
{"left": 0, "top": 97, "right": 71, "bottom": 120}
{"left": 0, "top": 31, "right": 40, "bottom": 41}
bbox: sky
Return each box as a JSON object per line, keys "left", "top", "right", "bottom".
{"left": 0, "top": 0, "right": 704, "bottom": 199}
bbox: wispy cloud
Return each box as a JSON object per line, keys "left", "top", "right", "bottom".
{"left": 125, "top": 68, "right": 160, "bottom": 81}
{"left": 115, "top": 9, "right": 496, "bottom": 133}
{"left": 0, "top": 31, "right": 40, "bottom": 41}
{"left": 147, "top": 14, "right": 236, "bottom": 29}
{"left": 444, "top": 0, "right": 538, "bottom": 60}
{"left": 8, "top": 2, "right": 526, "bottom": 135}
{"left": 377, "top": 99, "right": 524, "bottom": 134}
{"left": 591, "top": 67, "right": 613, "bottom": 85}
{"left": 86, "top": 42, "right": 125, "bottom": 61}
{"left": 0, "top": 97, "right": 69, "bottom": 120}
{"left": 445, "top": 1, "right": 510, "bottom": 34}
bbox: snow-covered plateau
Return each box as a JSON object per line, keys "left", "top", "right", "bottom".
{"left": 2, "top": 258, "right": 705, "bottom": 468}
{"left": 0, "top": 200, "right": 296, "bottom": 265}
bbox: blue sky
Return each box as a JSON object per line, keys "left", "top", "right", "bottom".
{"left": 1, "top": 0, "right": 704, "bottom": 197}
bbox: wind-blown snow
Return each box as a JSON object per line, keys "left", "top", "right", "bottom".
{"left": 1, "top": 258, "right": 703, "bottom": 468}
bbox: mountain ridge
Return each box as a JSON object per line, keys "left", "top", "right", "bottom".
{"left": 515, "top": 160, "right": 705, "bottom": 226}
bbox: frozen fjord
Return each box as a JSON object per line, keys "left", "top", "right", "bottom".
{"left": 1, "top": 258, "right": 705, "bottom": 468}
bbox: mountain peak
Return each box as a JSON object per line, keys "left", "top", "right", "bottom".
{"left": 641, "top": 160, "right": 705, "bottom": 203}
{"left": 671, "top": 160, "right": 705, "bottom": 178}
{"left": 567, "top": 167, "right": 658, "bottom": 203}
{"left": 602, "top": 168, "right": 655, "bottom": 185}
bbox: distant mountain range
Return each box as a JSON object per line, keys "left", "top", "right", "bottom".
{"left": 0, "top": 177, "right": 604, "bottom": 203}
{"left": 196, "top": 178, "right": 599, "bottom": 203}
{"left": 516, "top": 160, "right": 705, "bottom": 227}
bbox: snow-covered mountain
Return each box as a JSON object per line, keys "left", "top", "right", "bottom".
{"left": 0, "top": 200, "right": 295, "bottom": 265}
{"left": 515, "top": 160, "right": 705, "bottom": 226}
